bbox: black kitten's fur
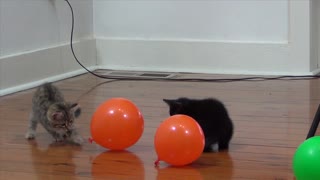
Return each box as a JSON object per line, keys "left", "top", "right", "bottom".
{"left": 163, "top": 97, "right": 233, "bottom": 152}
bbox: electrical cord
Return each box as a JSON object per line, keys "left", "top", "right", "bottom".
{"left": 65, "top": 0, "right": 320, "bottom": 82}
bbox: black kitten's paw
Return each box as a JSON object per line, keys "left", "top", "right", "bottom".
{"left": 203, "top": 143, "right": 219, "bottom": 152}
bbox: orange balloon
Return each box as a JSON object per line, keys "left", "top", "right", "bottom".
{"left": 154, "top": 115, "right": 205, "bottom": 166}
{"left": 90, "top": 98, "right": 144, "bottom": 150}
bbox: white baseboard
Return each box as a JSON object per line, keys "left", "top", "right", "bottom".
{"left": 96, "top": 37, "right": 313, "bottom": 76}
{"left": 0, "top": 66, "right": 97, "bottom": 96}
{"left": 0, "top": 39, "right": 97, "bottom": 96}
{"left": 96, "top": 65, "right": 316, "bottom": 76}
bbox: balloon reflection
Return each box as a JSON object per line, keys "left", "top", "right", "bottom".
{"left": 91, "top": 150, "right": 145, "bottom": 179}
{"left": 156, "top": 151, "right": 234, "bottom": 180}
{"left": 156, "top": 166, "right": 203, "bottom": 180}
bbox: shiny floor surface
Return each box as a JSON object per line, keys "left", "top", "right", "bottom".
{"left": 1, "top": 72, "right": 318, "bottom": 179}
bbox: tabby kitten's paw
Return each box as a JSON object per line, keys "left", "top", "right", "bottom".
{"left": 25, "top": 131, "right": 36, "bottom": 139}
{"left": 71, "top": 135, "right": 84, "bottom": 145}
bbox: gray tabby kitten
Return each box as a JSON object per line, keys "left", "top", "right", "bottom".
{"left": 25, "top": 83, "right": 83, "bottom": 145}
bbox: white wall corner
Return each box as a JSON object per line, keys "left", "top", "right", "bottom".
{"left": 287, "top": 0, "right": 312, "bottom": 73}
{"left": 310, "top": 0, "right": 320, "bottom": 72}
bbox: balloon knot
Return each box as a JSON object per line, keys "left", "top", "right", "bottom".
{"left": 88, "top": 137, "right": 94, "bottom": 144}
{"left": 154, "top": 159, "right": 160, "bottom": 167}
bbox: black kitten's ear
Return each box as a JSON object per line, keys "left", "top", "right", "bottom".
{"left": 163, "top": 99, "right": 182, "bottom": 107}
{"left": 163, "top": 99, "right": 174, "bottom": 106}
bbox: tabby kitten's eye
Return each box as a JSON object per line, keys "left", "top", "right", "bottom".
{"left": 53, "top": 124, "right": 64, "bottom": 128}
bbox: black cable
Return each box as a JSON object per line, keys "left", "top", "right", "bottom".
{"left": 306, "top": 104, "right": 320, "bottom": 139}
{"left": 65, "top": 0, "right": 320, "bottom": 82}
{"left": 65, "top": 0, "right": 107, "bottom": 79}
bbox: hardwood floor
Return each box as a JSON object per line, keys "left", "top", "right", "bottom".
{"left": 1, "top": 72, "right": 319, "bottom": 179}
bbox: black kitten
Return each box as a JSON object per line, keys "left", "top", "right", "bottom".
{"left": 163, "top": 97, "right": 233, "bottom": 152}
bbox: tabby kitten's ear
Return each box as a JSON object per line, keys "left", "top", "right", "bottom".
{"left": 70, "top": 103, "right": 78, "bottom": 108}
{"left": 69, "top": 103, "right": 81, "bottom": 118}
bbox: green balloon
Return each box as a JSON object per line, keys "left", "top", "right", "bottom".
{"left": 293, "top": 136, "right": 320, "bottom": 180}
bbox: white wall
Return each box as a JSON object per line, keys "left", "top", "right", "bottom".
{"left": 0, "top": 0, "right": 96, "bottom": 95}
{"left": 94, "top": 0, "right": 288, "bottom": 42}
{"left": 1, "top": 0, "right": 319, "bottom": 95}
{"left": 94, "top": 0, "right": 317, "bottom": 75}
{"left": 311, "top": 0, "right": 320, "bottom": 70}
{"left": 0, "top": 0, "right": 93, "bottom": 56}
